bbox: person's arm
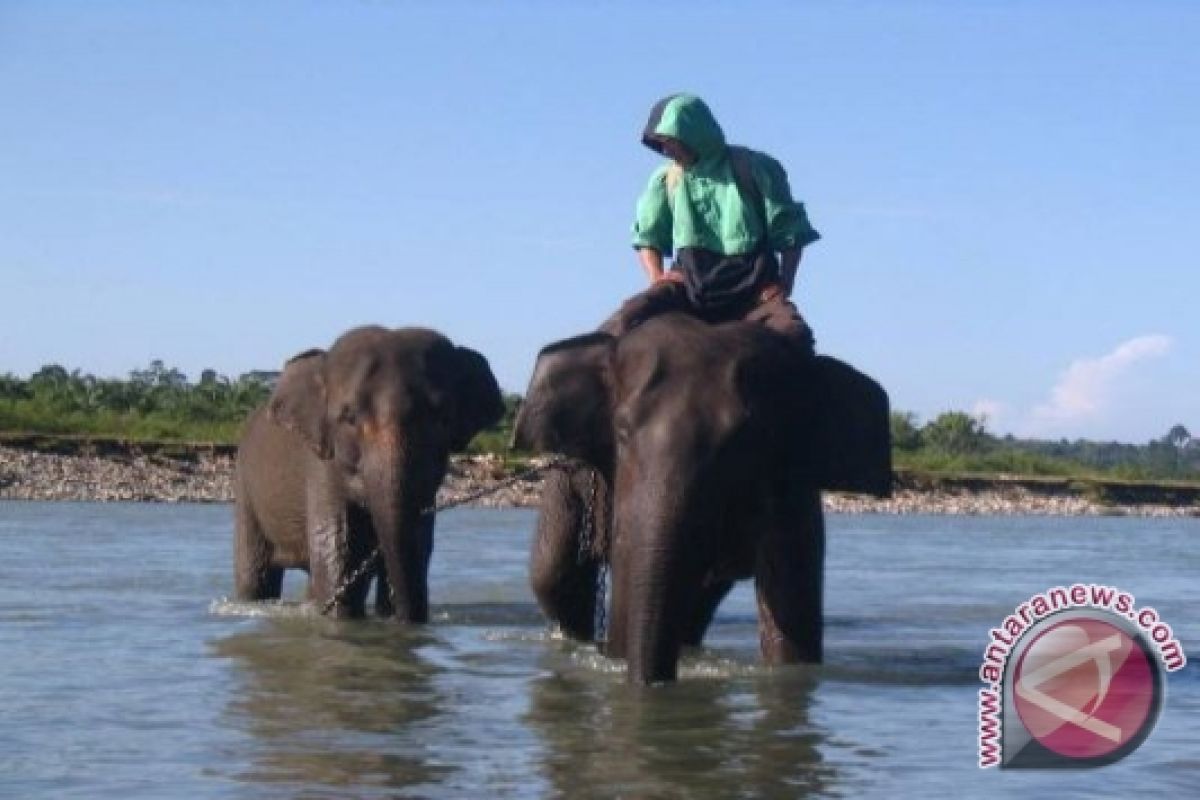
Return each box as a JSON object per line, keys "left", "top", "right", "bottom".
{"left": 637, "top": 247, "right": 686, "bottom": 285}
{"left": 638, "top": 247, "right": 666, "bottom": 282}
{"left": 632, "top": 167, "right": 674, "bottom": 282}
{"left": 755, "top": 157, "right": 819, "bottom": 296}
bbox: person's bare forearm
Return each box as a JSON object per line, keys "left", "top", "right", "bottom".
{"left": 638, "top": 247, "right": 666, "bottom": 283}
{"left": 779, "top": 248, "right": 802, "bottom": 295}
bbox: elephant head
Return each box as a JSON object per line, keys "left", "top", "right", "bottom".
{"left": 513, "top": 313, "right": 890, "bottom": 683}
{"left": 269, "top": 326, "right": 502, "bottom": 622}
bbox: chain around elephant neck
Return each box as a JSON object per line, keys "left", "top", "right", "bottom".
{"left": 318, "top": 455, "right": 579, "bottom": 616}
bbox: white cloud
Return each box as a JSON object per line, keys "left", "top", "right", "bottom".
{"left": 1029, "top": 335, "right": 1173, "bottom": 431}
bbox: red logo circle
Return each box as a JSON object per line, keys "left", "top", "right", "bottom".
{"left": 1013, "top": 617, "right": 1157, "bottom": 760}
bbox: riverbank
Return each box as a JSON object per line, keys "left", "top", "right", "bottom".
{"left": 2, "top": 441, "right": 1198, "bottom": 516}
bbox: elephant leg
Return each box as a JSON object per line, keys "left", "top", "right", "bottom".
{"left": 529, "top": 468, "right": 602, "bottom": 642}
{"left": 341, "top": 560, "right": 372, "bottom": 618}
{"left": 308, "top": 501, "right": 363, "bottom": 618}
{"left": 374, "top": 560, "right": 394, "bottom": 617}
{"left": 402, "top": 510, "right": 436, "bottom": 622}
{"left": 234, "top": 500, "right": 283, "bottom": 601}
{"left": 754, "top": 488, "right": 825, "bottom": 664}
{"left": 680, "top": 578, "right": 735, "bottom": 648}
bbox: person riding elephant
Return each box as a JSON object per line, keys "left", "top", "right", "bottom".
{"left": 513, "top": 313, "right": 891, "bottom": 684}
{"left": 605, "top": 93, "right": 822, "bottom": 352}
{"left": 234, "top": 326, "right": 503, "bottom": 621}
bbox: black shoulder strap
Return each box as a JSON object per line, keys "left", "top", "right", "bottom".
{"left": 728, "top": 145, "right": 767, "bottom": 233}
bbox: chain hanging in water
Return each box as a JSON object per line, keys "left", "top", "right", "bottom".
{"left": 589, "top": 473, "right": 610, "bottom": 645}
{"left": 319, "top": 455, "right": 577, "bottom": 616}
{"left": 571, "top": 467, "right": 608, "bottom": 644}
{"left": 319, "top": 551, "right": 382, "bottom": 616}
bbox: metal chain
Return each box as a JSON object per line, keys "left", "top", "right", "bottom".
{"left": 319, "top": 550, "right": 382, "bottom": 616}
{"left": 594, "top": 558, "right": 610, "bottom": 646}
{"left": 419, "top": 455, "right": 575, "bottom": 517}
{"left": 579, "top": 469, "right": 610, "bottom": 644}
{"left": 318, "top": 455, "right": 577, "bottom": 616}
{"left": 566, "top": 465, "right": 607, "bottom": 643}
{"left": 575, "top": 468, "right": 595, "bottom": 565}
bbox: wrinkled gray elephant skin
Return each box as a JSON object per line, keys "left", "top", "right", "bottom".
{"left": 234, "top": 326, "right": 503, "bottom": 622}
{"left": 513, "top": 313, "right": 890, "bottom": 683}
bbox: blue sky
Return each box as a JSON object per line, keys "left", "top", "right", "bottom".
{"left": 1, "top": 1, "right": 1196, "bottom": 443}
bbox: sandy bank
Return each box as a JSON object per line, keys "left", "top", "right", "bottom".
{"left": 2, "top": 444, "right": 1197, "bottom": 517}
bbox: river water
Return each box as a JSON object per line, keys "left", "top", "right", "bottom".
{"left": 0, "top": 502, "right": 1195, "bottom": 798}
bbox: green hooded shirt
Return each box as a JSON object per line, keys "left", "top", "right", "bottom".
{"left": 631, "top": 94, "right": 820, "bottom": 257}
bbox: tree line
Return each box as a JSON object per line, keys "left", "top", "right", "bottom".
{"left": 891, "top": 411, "right": 1200, "bottom": 481}
{"left": 0, "top": 361, "right": 524, "bottom": 453}
{"left": 0, "top": 362, "right": 276, "bottom": 442}
{"left": 1, "top": 363, "right": 1196, "bottom": 479}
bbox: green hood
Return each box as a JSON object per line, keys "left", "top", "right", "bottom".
{"left": 641, "top": 94, "right": 727, "bottom": 161}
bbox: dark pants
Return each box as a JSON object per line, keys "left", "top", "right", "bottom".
{"left": 600, "top": 281, "right": 816, "bottom": 355}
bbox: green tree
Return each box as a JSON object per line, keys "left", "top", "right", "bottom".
{"left": 0, "top": 373, "right": 30, "bottom": 401}
{"left": 29, "top": 364, "right": 70, "bottom": 394}
{"left": 890, "top": 411, "right": 922, "bottom": 451}
{"left": 921, "top": 411, "right": 988, "bottom": 455}
{"left": 1164, "top": 424, "right": 1191, "bottom": 449}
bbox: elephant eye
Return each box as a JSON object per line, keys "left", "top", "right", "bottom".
{"left": 337, "top": 405, "right": 357, "bottom": 426}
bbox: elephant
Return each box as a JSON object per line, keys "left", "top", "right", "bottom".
{"left": 513, "top": 313, "right": 891, "bottom": 684}
{"left": 234, "top": 325, "right": 503, "bottom": 621}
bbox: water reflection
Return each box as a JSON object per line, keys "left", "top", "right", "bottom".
{"left": 211, "top": 618, "right": 452, "bottom": 795}
{"left": 525, "top": 655, "right": 837, "bottom": 798}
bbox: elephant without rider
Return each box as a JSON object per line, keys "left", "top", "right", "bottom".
{"left": 234, "top": 326, "right": 503, "bottom": 621}
{"left": 513, "top": 313, "right": 891, "bottom": 684}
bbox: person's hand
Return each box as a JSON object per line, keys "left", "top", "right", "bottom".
{"left": 655, "top": 271, "right": 686, "bottom": 286}
{"left": 758, "top": 281, "right": 785, "bottom": 304}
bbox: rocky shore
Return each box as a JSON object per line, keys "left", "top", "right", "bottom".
{"left": 2, "top": 444, "right": 1198, "bottom": 517}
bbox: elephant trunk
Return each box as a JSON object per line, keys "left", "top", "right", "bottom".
{"left": 363, "top": 441, "right": 433, "bottom": 624}
{"left": 616, "top": 483, "right": 703, "bottom": 685}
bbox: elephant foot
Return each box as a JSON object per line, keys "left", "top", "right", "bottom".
{"left": 679, "top": 578, "right": 735, "bottom": 648}
{"left": 533, "top": 558, "right": 599, "bottom": 642}
{"left": 234, "top": 504, "right": 283, "bottom": 601}
{"left": 756, "top": 598, "right": 823, "bottom": 664}
{"left": 374, "top": 583, "right": 394, "bottom": 617}
{"left": 384, "top": 584, "right": 430, "bottom": 624}
{"left": 235, "top": 566, "right": 284, "bottom": 602}
{"left": 310, "top": 571, "right": 372, "bottom": 619}
{"left": 372, "top": 562, "right": 395, "bottom": 617}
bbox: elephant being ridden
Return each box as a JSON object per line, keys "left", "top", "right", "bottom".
{"left": 234, "top": 326, "right": 503, "bottom": 621}
{"left": 513, "top": 313, "right": 891, "bottom": 683}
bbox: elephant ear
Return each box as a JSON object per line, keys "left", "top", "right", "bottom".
{"left": 450, "top": 345, "right": 504, "bottom": 451}
{"left": 804, "top": 356, "right": 893, "bottom": 497}
{"left": 268, "top": 348, "right": 333, "bottom": 460}
{"left": 511, "top": 332, "right": 615, "bottom": 472}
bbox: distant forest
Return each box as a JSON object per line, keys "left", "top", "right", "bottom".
{"left": 890, "top": 411, "right": 1199, "bottom": 481}
{"left": 0, "top": 362, "right": 520, "bottom": 453}
{"left": 0, "top": 363, "right": 1196, "bottom": 481}
{"left": 0, "top": 362, "right": 275, "bottom": 443}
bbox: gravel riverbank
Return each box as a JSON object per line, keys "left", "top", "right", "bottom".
{"left": 1, "top": 445, "right": 1197, "bottom": 517}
